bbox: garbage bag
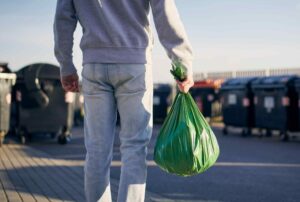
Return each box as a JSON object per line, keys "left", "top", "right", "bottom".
{"left": 154, "top": 61, "right": 220, "bottom": 176}
{"left": 154, "top": 90, "right": 220, "bottom": 176}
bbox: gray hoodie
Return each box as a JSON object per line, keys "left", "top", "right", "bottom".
{"left": 54, "top": 0, "right": 193, "bottom": 77}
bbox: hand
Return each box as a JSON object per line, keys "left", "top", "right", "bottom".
{"left": 176, "top": 75, "right": 194, "bottom": 93}
{"left": 60, "top": 73, "right": 79, "bottom": 92}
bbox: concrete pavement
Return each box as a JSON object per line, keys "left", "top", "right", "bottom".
{"left": 6, "top": 124, "right": 300, "bottom": 202}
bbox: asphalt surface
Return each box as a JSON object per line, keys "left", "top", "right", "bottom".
{"left": 26, "top": 124, "right": 300, "bottom": 202}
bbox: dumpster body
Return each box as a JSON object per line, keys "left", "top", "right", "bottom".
{"left": 295, "top": 79, "right": 300, "bottom": 130}
{"left": 220, "top": 77, "right": 257, "bottom": 136}
{"left": 189, "top": 80, "right": 221, "bottom": 119}
{"left": 11, "top": 63, "right": 75, "bottom": 144}
{"left": 153, "top": 84, "right": 173, "bottom": 123}
{"left": 0, "top": 73, "right": 16, "bottom": 145}
{"left": 251, "top": 75, "right": 299, "bottom": 140}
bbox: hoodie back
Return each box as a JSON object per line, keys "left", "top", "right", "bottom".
{"left": 54, "top": 0, "right": 193, "bottom": 77}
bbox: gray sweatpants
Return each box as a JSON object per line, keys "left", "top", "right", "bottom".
{"left": 81, "top": 63, "right": 153, "bottom": 202}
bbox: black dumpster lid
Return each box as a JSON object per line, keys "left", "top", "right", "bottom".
{"left": 17, "top": 63, "right": 60, "bottom": 80}
{"left": 221, "top": 77, "right": 258, "bottom": 90}
{"left": 251, "top": 75, "right": 298, "bottom": 88}
{"left": 223, "top": 77, "right": 258, "bottom": 86}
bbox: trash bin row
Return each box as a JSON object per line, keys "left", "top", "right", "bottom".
{"left": 3, "top": 62, "right": 298, "bottom": 144}
{"left": 220, "top": 75, "right": 300, "bottom": 141}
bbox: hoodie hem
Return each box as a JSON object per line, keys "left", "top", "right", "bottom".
{"left": 82, "top": 47, "right": 149, "bottom": 65}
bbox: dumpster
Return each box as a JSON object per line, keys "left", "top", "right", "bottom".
{"left": 293, "top": 78, "right": 300, "bottom": 136}
{"left": 11, "top": 63, "right": 75, "bottom": 144}
{"left": 153, "top": 84, "right": 173, "bottom": 123}
{"left": 0, "top": 69, "right": 16, "bottom": 146}
{"left": 220, "top": 77, "right": 257, "bottom": 136}
{"left": 189, "top": 80, "right": 222, "bottom": 120}
{"left": 251, "top": 75, "right": 299, "bottom": 141}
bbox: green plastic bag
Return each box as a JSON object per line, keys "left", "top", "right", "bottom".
{"left": 154, "top": 62, "right": 220, "bottom": 176}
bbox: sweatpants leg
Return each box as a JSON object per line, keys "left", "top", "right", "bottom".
{"left": 112, "top": 64, "right": 153, "bottom": 202}
{"left": 82, "top": 64, "right": 117, "bottom": 202}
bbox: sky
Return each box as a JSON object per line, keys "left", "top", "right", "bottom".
{"left": 0, "top": 0, "right": 300, "bottom": 83}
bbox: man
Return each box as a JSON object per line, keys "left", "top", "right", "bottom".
{"left": 54, "top": 0, "right": 193, "bottom": 201}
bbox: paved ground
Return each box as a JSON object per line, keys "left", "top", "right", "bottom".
{"left": 1, "top": 124, "right": 300, "bottom": 202}
{"left": 0, "top": 143, "right": 169, "bottom": 202}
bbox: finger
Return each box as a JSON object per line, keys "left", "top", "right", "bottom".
{"left": 63, "top": 87, "right": 71, "bottom": 92}
{"left": 181, "top": 79, "right": 190, "bottom": 86}
{"left": 66, "top": 81, "right": 79, "bottom": 92}
{"left": 184, "top": 78, "right": 195, "bottom": 86}
{"left": 63, "top": 81, "right": 72, "bottom": 86}
{"left": 62, "top": 84, "right": 72, "bottom": 91}
{"left": 63, "top": 83, "right": 76, "bottom": 91}
{"left": 178, "top": 79, "right": 192, "bottom": 87}
{"left": 64, "top": 87, "right": 73, "bottom": 92}
{"left": 176, "top": 80, "right": 185, "bottom": 87}
{"left": 184, "top": 86, "right": 190, "bottom": 93}
{"left": 178, "top": 83, "right": 191, "bottom": 93}
{"left": 73, "top": 85, "right": 80, "bottom": 92}
{"left": 66, "top": 82, "right": 75, "bottom": 87}
{"left": 69, "top": 86, "right": 77, "bottom": 92}
{"left": 177, "top": 84, "right": 184, "bottom": 92}
{"left": 62, "top": 82, "right": 72, "bottom": 89}
{"left": 71, "top": 84, "right": 80, "bottom": 92}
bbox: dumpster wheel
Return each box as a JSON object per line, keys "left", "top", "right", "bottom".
{"left": 57, "top": 133, "right": 71, "bottom": 145}
{"left": 280, "top": 132, "right": 289, "bottom": 142}
{"left": 17, "top": 127, "right": 28, "bottom": 144}
{"left": 222, "top": 126, "right": 228, "bottom": 135}
{"left": 242, "top": 128, "right": 252, "bottom": 137}
{"left": 265, "top": 130, "right": 272, "bottom": 137}
{"left": 20, "top": 136, "right": 26, "bottom": 145}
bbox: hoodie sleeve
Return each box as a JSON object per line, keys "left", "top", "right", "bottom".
{"left": 53, "top": 0, "right": 78, "bottom": 77}
{"left": 150, "top": 0, "right": 194, "bottom": 76}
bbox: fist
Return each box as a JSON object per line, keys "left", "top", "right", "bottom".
{"left": 60, "top": 73, "right": 79, "bottom": 92}
{"left": 176, "top": 75, "right": 194, "bottom": 93}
